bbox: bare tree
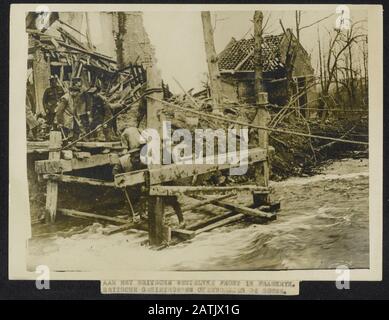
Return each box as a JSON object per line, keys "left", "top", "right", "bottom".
{"left": 318, "top": 21, "right": 367, "bottom": 120}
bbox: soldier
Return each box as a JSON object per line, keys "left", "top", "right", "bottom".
{"left": 42, "top": 76, "right": 64, "bottom": 127}
{"left": 113, "top": 126, "right": 186, "bottom": 228}
{"left": 26, "top": 94, "right": 44, "bottom": 140}
{"left": 88, "top": 86, "right": 117, "bottom": 141}
{"left": 55, "top": 85, "right": 89, "bottom": 140}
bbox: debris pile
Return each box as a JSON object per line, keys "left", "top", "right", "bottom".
{"left": 160, "top": 92, "right": 368, "bottom": 181}
{"left": 27, "top": 28, "right": 148, "bottom": 141}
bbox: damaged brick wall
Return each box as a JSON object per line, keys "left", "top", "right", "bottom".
{"left": 112, "top": 12, "right": 155, "bottom": 69}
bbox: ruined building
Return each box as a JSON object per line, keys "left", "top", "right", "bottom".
{"left": 217, "top": 29, "right": 316, "bottom": 115}
{"left": 26, "top": 11, "right": 153, "bottom": 114}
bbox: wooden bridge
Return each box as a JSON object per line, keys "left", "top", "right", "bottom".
{"left": 31, "top": 65, "right": 279, "bottom": 247}
{"left": 30, "top": 11, "right": 280, "bottom": 247}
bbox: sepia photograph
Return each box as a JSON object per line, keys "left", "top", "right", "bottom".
{"left": 8, "top": 4, "right": 383, "bottom": 288}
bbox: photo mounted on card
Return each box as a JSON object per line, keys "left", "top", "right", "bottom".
{"left": 9, "top": 4, "right": 382, "bottom": 294}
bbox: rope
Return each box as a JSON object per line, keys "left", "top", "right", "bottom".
{"left": 147, "top": 96, "right": 369, "bottom": 146}
{"left": 266, "top": 105, "right": 368, "bottom": 113}
{"left": 57, "top": 88, "right": 368, "bottom": 150}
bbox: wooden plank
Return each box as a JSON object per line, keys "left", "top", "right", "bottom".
{"left": 70, "top": 153, "right": 120, "bottom": 170}
{"left": 148, "top": 196, "right": 170, "bottom": 246}
{"left": 148, "top": 148, "right": 267, "bottom": 185}
{"left": 74, "top": 141, "right": 122, "bottom": 150}
{"left": 186, "top": 198, "right": 264, "bottom": 231}
{"left": 145, "top": 61, "right": 169, "bottom": 247}
{"left": 253, "top": 10, "right": 271, "bottom": 189}
{"left": 171, "top": 228, "right": 195, "bottom": 240}
{"left": 194, "top": 214, "right": 245, "bottom": 235}
{"left": 45, "top": 131, "right": 62, "bottom": 223}
{"left": 35, "top": 153, "right": 120, "bottom": 174}
{"left": 196, "top": 196, "right": 274, "bottom": 219}
{"left": 186, "top": 211, "right": 237, "bottom": 231}
{"left": 181, "top": 194, "right": 234, "bottom": 212}
{"left": 27, "top": 148, "right": 49, "bottom": 154}
{"left": 102, "top": 223, "right": 135, "bottom": 235}
{"left": 149, "top": 185, "right": 269, "bottom": 196}
{"left": 74, "top": 152, "right": 91, "bottom": 159}
{"left": 27, "top": 141, "right": 49, "bottom": 148}
{"left": 58, "top": 208, "right": 129, "bottom": 225}
{"left": 42, "top": 174, "right": 116, "bottom": 187}
{"left": 114, "top": 147, "right": 267, "bottom": 187}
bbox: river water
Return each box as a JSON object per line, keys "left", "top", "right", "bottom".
{"left": 27, "top": 158, "right": 369, "bottom": 272}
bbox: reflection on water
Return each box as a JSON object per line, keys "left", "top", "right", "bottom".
{"left": 28, "top": 158, "right": 369, "bottom": 271}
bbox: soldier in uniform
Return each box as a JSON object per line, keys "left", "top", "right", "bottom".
{"left": 55, "top": 85, "right": 89, "bottom": 140}
{"left": 113, "top": 126, "right": 185, "bottom": 227}
{"left": 88, "top": 86, "right": 117, "bottom": 141}
{"left": 42, "top": 76, "right": 64, "bottom": 127}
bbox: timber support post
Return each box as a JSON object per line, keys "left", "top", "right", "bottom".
{"left": 201, "top": 11, "right": 223, "bottom": 114}
{"left": 145, "top": 58, "right": 171, "bottom": 246}
{"left": 45, "top": 131, "right": 62, "bottom": 223}
{"left": 253, "top": 10, "right": 271, "bottom": 205}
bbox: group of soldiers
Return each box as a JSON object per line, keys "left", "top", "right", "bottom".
{"left": 26, "top": 74, "right": 186, "bottom": 227}
{"left": 42, "top": 76, "right": 120, "bottom": 142}
{"left": 26, "top": 75, "right": 121, "bottom": 142}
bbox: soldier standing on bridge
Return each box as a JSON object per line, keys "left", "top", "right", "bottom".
{"left": 42, "top": 76, "right": 64, "bottom": 128}
{"left": 54, "top": 84, "right": 90, "bottom": 141}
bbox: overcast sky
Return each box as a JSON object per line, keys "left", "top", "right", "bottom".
{"left": 143, "top": 7, "right": 368, "bottom": 93}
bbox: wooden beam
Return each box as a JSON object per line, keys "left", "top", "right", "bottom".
{"left": 253, "top": 11, "right": 271, "bottom": 189}
{"left": 58, "top": 208, "right": 129, "bottom": 225}
{"left": 201, "top": 11, "right": 223, "bottom": 113}
{"left": 181, "top": 194, "right": 234, "bottom": 212}
{"left": 196, "top": 195, "right": 274, "bottom": 219}
{"left": 149, "top": 185, "right": 269, "bottom": 196}
{"left": 28, "top": 141, "right": 123, "bottom": 153}
{"left": 254, "top": 11, "right": 265, "bottom": 94}
{"left": 163, "top": 194, "right": 233, "bottom": 221}
{"left": 45, "top": 131, "right": 62, "bottom": 223}
{"left": 145, "top": 58, "right": 170, "bottom": 246}
{"left": 148, "top": 196, "right": 170, "bottom": 246}
{"left": 114, "top": 147, "right": 268, "bottom": 187}
{"left": 186, "top": 211, "right": 237, "bottom": 231}
{"left": 171, "top": 228, "right": 195, "bottom": 240}
{"left": 194, "top": 214, "right": 245, "bottom": 235}
{"left": 42, "top": 174, "right": 116, "bottom": 187}
{"left": 186, "top": 198, "right": 265, "bottom": 231}
{"left": 35, "top": 153, "right": 120, "bottom": 174}
{"left": 102, "top": 223, "right": 136, "bottom": 235}
{"left": 75, "top": 141, "right": 123, "bottom": 149}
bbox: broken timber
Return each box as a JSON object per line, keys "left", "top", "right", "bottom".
{"left": 145, "top": 61, "right": 171, "bottom": 246}
{"left": 195, "top": 195, "right": 275, "bottom": 220}
{"left": 36, "top": 153, "right": 120, "bottom": 174}
{"left": 42, "top": 174, "right": 116, "bottom": 187}
{"left": 114, "top": 147, "right": 272, "bottom": 187}
{"left": 149, "top": 185, "right": 269, "bottom": 196}
{"left": 45, "top": 131, "right": 61, "bottom": 223}
{"left": 58, "top": 209, "right": 129, "bottom": 224}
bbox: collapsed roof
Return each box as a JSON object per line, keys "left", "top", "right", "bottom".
{"left": 218, "top": 33, "right": 290, "bottom": 74}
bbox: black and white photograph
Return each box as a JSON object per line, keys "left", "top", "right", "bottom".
{"left": 7, "top": 4, "right": 383, "bottom": 294}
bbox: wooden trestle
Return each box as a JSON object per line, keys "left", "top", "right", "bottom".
{"left": 32, "top": 48, "right": 280, "bottom": 247}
